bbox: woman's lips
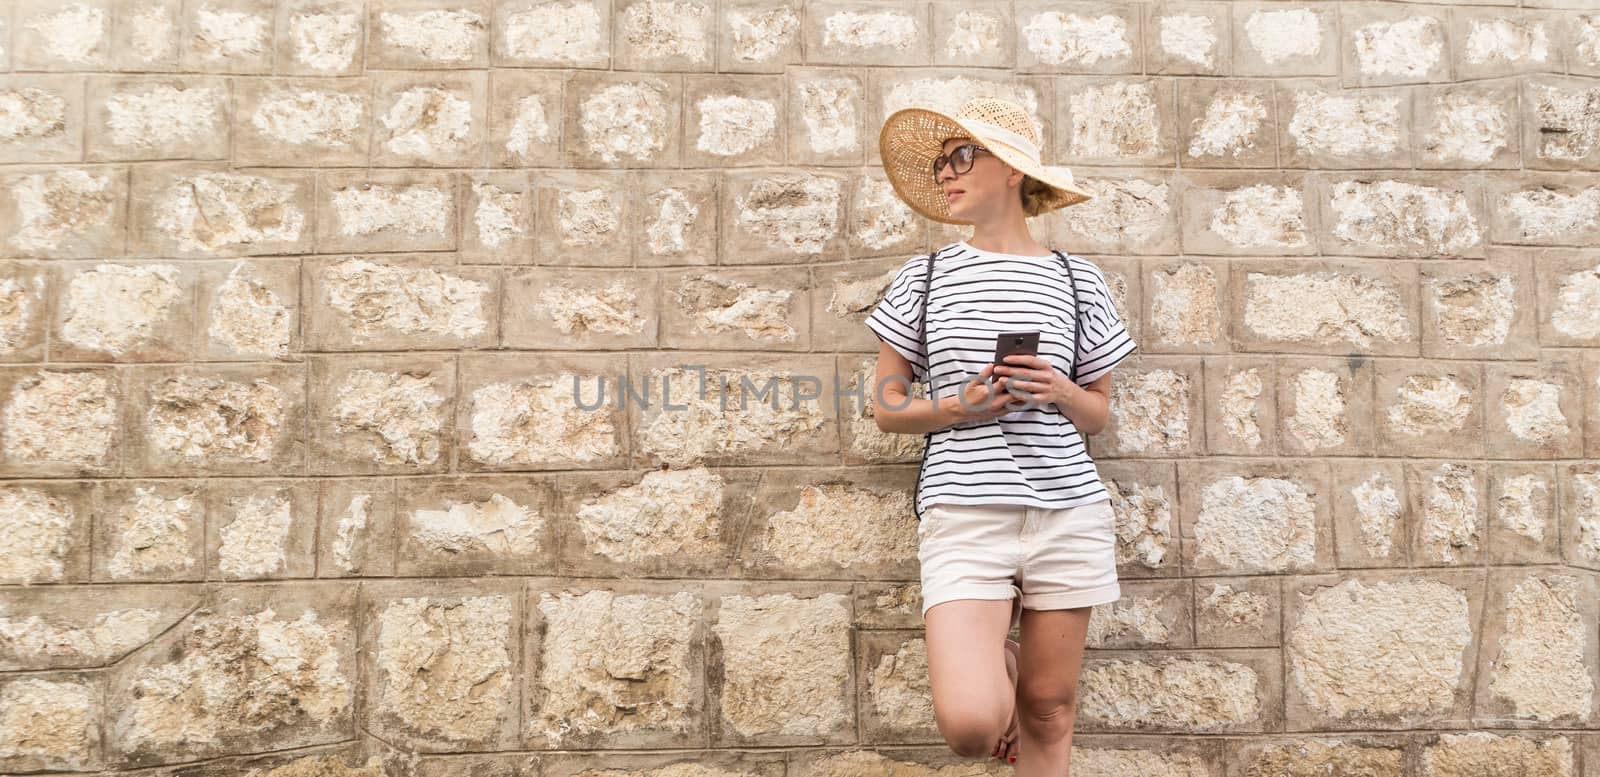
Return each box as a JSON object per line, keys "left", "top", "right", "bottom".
{"left": 947, "top": 191, "right": 963, "bottom": 201}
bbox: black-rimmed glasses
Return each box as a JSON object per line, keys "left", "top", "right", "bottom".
{"left": 931, "top": 144, "right": 989, "bottom": 183}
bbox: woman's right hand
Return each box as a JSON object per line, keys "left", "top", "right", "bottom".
{"left": 952, "top": 364, "right": 1025, "bottom": 423}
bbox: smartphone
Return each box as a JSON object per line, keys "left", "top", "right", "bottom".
{"left": 993, "top": 331, "right": 1040, "bottom": 367}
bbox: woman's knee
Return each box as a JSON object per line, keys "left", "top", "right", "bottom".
{"left": 936, "top": 710, "right": 1007, "bottom": 758}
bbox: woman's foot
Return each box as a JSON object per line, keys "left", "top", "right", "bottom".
{"left": 995, "top": 637, "right": 1021, "bottom": 763}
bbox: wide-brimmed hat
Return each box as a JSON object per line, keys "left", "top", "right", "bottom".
{"left": 879, "top": 96, "right": 1093, "bottom": 225}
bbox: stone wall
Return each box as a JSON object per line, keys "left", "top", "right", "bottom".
{"left": 0, "top": 1, "right": 1599, "bottom": 776}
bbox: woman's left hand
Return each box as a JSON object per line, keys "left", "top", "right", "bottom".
{"left": 993, "top": 354, "right": 1075, "bottom": 410}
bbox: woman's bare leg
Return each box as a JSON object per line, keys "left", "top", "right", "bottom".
{"left": 921, "top": 596, "right": 1017, "bottom": 759}
{"left": 1012, "top": 605, "right": 1093, "bottom": 775}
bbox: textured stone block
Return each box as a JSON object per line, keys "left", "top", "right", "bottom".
{"left": 633, "top": 170, "right": 721, "bottom": 266}
{"left": 204, "top": 479, "right": 318, "bottom": 580}
{"left": 1485, "top": 173, "right": 1600, "bottom": 247}
{"left": 1202, "top": 355, "right": 1277, "bottom": 456}
{"left": 501, "top": 267, "right": 658, "bottom": 349}
{"left": 1277, "top": 79, "right": 1413, "bottom": 168}
{"left": 1375, "top": 359, "right": 1485, "bottom": 458}
{"left": 564, "top": 71, "right": 682, "bottom": 168}
{"left": 855, "top": 630, "right": 932, "bottom": 742}
{"left": 316, "top": 169, "right": 458, "bottom": 253}
{"left": 194, "top": 259, "right": 301, "bottom": 362}
{"left": 125, "top": 363, "right": 307, "bottom": 477}
{"left": 455, "top": 352, "right": 629, "bottom": 472}
{"left": 0, "top": 583, "right": 199, "bottom": 672}
{"left": 1099, "top": 460, "right": 1183, "bottom": 579}
{"left": 86, "top": 75, "right": 230, "bottom": 161}
{"left": 0, "top": 262, "right": 49, "bottom": 363}
{"left": 1057, "top": 76, "right": 1178, "bottom": 166}
{"left": 1330, "top": 460, "right": 1412, "bottom": 568}
{"left": 558, "top": 467, "right": 759, "bottom": 579}
{"left": 786, "top": 67, "right": 866, "bottom": 166}
{"left": 1052, "top": 172, "right": 1181, "bottom": 254}
{"left": 371, "top": 70, "right": 488, "bottom": 168}
{"left": 394, "top": 475, "right": 560, "bottom": 576}
{"left": 659, "top": 266, "right": 813, "bottom": 351}
{"left": 317, "top": 478, "right": 399, "bottom": 578}
{"left": 90, "top": 480, "right": 204, "bottom": 583}
{"left": 179, "top": 0, "right": 277, "bottom": 75}
{"left": 308, "top": 353, "right": 457, "bottom": 476}
{"left": 1405, "top": 460, "right": 1489, "bottom": 567}
{"left": 1013, "top": 0, "right": 1139, "bottom": 74}
{"left": 533, "top": 169, "right": 634, "bottom": 266}
{"left": 1177, "top": 79, "right": 1277, "bottom": 168}
{"left": 128, "top": 164, "right": 316, "bottom": 257}
{"left": 1143, "top": 258, "right": 1228, "bottom": 353}
{"left": 491, "top": 0, "right": 610, "bottom": 68}
{"left": 1194, "top": 577, "right": 1281, "bottom": 649}
{"left": 487, "top": 69, "right": 562, "bottom": 168}
{"left": 275, "top": 0, "right": 366, "bottom": 76}
{"left": 0, "top": 672, "right": 103, "bottom": 772}
{"left": 12, "top": 0, "right": 113, "bottom": 71}
{"left": 1283, "top": 569, "right": 1485, "bottom": 731}
{"left": 1230, "top": 3, "right": 1339, "bottom": 77}
{"left": 1339, "top": 3, "right": 1452, "bottom": 88}
{"left": 0, "top": 480, "right": 95, "bottom": 586}
{"left": 1473, "top": 569, "right": 1600, "bottom": 727}
{"left": 0, "top": 166, "right": 129, "bottom": 259}
{"left": 1225, "top": 735, "right": 1407, "bottom": 777}
{"left": 0, "top": 75, "right": 84, "bottom": 163}
{"left": 1274, "top": 355, "right": 1376, "bottom": 457}
{"left": 1487, "top": 464, "right": 1561, "bottom": 565}
{"left": 1145, "top": 2, "right": 1230, "bottom": 76}
{"left": 1076, "top": 648, "right": 1284, "bottom": 733}
{"left": 0, "top": 367, "right": 123, "bottom": 477}
{"left": 1100, "top": 357, "right": 1205, "bottom": 458}
{"left": 1412, "top": 81, "right": 1522, "bottom": 169}
{"left": 1177, "top": 459, "right": 1335, "bottom": 576}
{"left": 1178, "top": 171, "right": 1316, "bottom": 255}
{"left": 366, "top": 0, "right": 490, "bottom": 69}
{"left": 1483, "top": 358, "right": 1584, "bottom": 459}
{"left": 1313, "top": 172, "right": 1486, "bottom": 259}
{"left": 1560, "top": 463, "right": 1600, "bottom": 573}
{"left": 932, "top": 1, "right": 1013, "bottom": 68}
{"left": 1419, "top": 731, "right": 1577, "bottom": 777}
{"left": 837, "top": 354, "right": 928, "bottom": 465}
{"left": 1086, "top": 578, "right": 1194, "bottom": 650}
{"left": 720, "top": 0, "right": 802, "bottom": 72}
{"left": 1420, "top": 256, "right": 1537, "bottom": 361}
{"left": 721, "top": 169, "right": 848, "bottom": 263}
{"left": 232, "top": 77, "right": 371, "bottom": 167}
{"left": 740, "top": 467, "right": 919, "bottom": 580}
{"left": 1231, "top": 258, "right": 1419, "bottom": 357}
{"left": 684, "top": 74, "right": 785, "bottom": 167}
{"left": 303, "top": 255, "right": 499, "bottom": 351}
{"left": 804, "top": 0, "right": 932, "bottom": 68}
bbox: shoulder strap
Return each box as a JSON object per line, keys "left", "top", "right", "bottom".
{"left": 1051, "top": 249, "right": 1082, "bottom": 382}
{"left": 915, "top": 249, "right": 937, "bottom": 385}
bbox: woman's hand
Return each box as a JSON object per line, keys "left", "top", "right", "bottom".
{"left": 993, "top": 354, "right": 1075, "bottom": 411}
{"left": 952, "top": 363, "right": 1027, "bottom": 423}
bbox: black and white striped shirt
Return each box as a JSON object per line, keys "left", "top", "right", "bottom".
{"left": 866, "top": 241, "right": 1137, "bottom": 514}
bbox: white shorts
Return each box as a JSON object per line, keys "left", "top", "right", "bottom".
{"left": 916, "top": 499, "right": 1121, "bottom": 628}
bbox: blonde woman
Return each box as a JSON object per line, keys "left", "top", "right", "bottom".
{"left": 866, "top": 98, "right": 1136, "bottom": 772}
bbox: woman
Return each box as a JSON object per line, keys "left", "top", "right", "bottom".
{"left": 865, "top": 97, "right": 1137, "bottom": 772}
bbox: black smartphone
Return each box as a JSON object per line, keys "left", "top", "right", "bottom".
{"left": 993, "top": 331, "right": 1040, "bottom": 367}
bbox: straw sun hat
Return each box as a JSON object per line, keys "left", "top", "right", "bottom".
{"left": 879, "top": 96, "right": 1093, "bottom": 225}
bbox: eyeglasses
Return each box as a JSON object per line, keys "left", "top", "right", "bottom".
{"left": 931, "top": 144, "right": 989, "bottom": 183}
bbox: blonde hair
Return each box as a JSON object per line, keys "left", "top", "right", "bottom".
{"left": 1019, "top": 175, "right": 1054, "bottom": 217}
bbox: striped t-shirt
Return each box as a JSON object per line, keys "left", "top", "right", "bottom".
{"left": 865, "top": 240, "right": 1137, "bottom": 514}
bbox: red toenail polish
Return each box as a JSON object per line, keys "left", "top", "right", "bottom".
{"left": 1009, "top": 756, "right": 1016, "bottom": 763}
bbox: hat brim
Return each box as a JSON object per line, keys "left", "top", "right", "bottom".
{"left": 878, "top": 106, "right": 1094, "bottom": 226}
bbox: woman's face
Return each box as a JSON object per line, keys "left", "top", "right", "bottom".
{"left": 935, "top": 136, "right": 1015, "bottom": 220}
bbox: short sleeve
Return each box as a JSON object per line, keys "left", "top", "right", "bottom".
{"left": 1071, "top": 261, "right": 1137, "bottom": 387}
{"left": 865, "top": 255, "right": 930, "bottom": 374}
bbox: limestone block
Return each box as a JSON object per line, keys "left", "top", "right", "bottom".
{"left": 316, "top": 478, "right": 399, "bottom": 578}
{"left": 0, "top": 74, "right": 84, "bottom": 163}
{"left": 180, "top": 0, "right": 276, "bottom": 75}
{"left": 564, "top": 71, "right": 682, "bottom": 169}
{"left": 1338, "top": 3, "right": 1452, "bottom": 88}
{"left": 464, "top": 171, "right": 537, "bottom": 265}
{"left": 1177, "top": 459, "right": 1335, "bottom": 576}
{"left": 804, "top": 0, "right": 932, "bottom": 68}
{"left": 524, "top": 582, "right": 707, "bottom": 748}
{"left": 1230, "top": 3, "right": 1338, "bottom": 77}
{"left": 487, "top": 70, "right": 561, "bottom": 169}
{"left": 370, "top": 70, "right": 488, "bottom": 168}
{"left": 1483, "top": 358, "right": 1584, "bottom": 459}
{"left": 490, "top": 0, "right": 610, "bottom": 68}
{"left": 1099, "top": 460, "right": 1183, "bottom": 579}
{"left": 0, "top": 262, "right": 48, "bottom": 363}
{"left": 0, "top": 166, "right": 128, "bottom": 259}
{"left": 720, "top": 0, "right": 802, "bottom": 73}
{"left": 659, "top": 266, "right": 812, "bottom": 351}
{"left": 740, "top": 468, "right": 919, "bottom": 579}
{"left": 501, "top": 267, "right": 658, "bottom": 349}
{"left": 1312, "top": 172, "right": 1486, "bottom": 259}
{"left": 1276, "top": 79, "right": 1412, "bottom": 168}
{"left": 628, "top": 352, "right": 840, "bottom": 467}
{"left": 275, "top": 0, "right": 366, "bottom": 76}
{"left": 533, "top": 169, "right": 634, "bottom": 266}
{"left": 615, "top": 0, "right": 715, "bottom": 71}
{"left": 1329, "top": 460, "right": 1412, "bottom": 568}
{"left": 1144, "top": 259, "right": 1229, "bottom": 353}
{"left": 1283, "top": 570, "right": 1485, "bottom": 730}
{"left": 633, "top": 170, "right": 720, "bottom": 266}
{"left": 0, "top": 480, "right": 94, "bottom": 585}
{"left": 706, "top": 586, "right": 855, "bottom": 745}
{"left": 1420, "top": 731, "right": 1577, "bottom": 777}
{"left": 1076, "top": 648, "right": 1283, "bottom": 733}
{"left": 1405, "top": 461, "right": 1489, "bottom": 567}
{"left": 1523, "top": 75, "right": 1600, "bottom": 170}
{"left": 1057, "top": 76, "right": 1178, "bottom": 166}
{"left": 684, "top": 75, "right": 786, "bottom": 167}
{"left": 1100, "top": 357, "right": 1205, "bottom": 458}
{"left": 1145, "top": 2, "right": 1230, "bottom": 76}
{"left": 1420, "top": 256, "right": 1536, "bottom": 361}
{"left": 720, "top": 169, "right": 848, "bottom": 262}
{"left": 394, "top": 475, "right": 559, "bottom": 576}
{"left": 1537, "top": 251, "right": 1600, "bottom": 347}
{"left": 0, "top": 672, "right": 102, "bottom": 772}
{"left": 1559, "top": 463, "right": 1600, "bottom": 572}
{"left": 1194, "top": 577, "right": 1281, "bottom": 649}
{"left": 1013, "top": 0, "right": 1139, "bottom": 74}
{"left": 87, "top": 75, "right": 230, "bottom": 161}
{"left": 558, "top": 467, "right": 759, "bottom": 579}
{"left": 455, "top": 352, "right": 629, "bottom": 472}
{"left": 932, "top": 1, "right": 1014, "bottom": 69}
{"left": 1375, "top": 359, "right": 1484, "bottom": 458}
{"left": 1274, "top": 355, "right": 1376, "bottom": 457}
{"left": 1178, "top": 172, "right": 1316, "bottom": 255}
{"left": 126, "top": 363, "right": 307, "bottom": 477}
{"left": 304, "top": 255, "right": 498, "bottom": 351}
{"left": 12, "top": 0, "right": 113, "bottom": 71}
{"left": 1487, "top": 464, "right": 1561, "bottom": 565}
{"left": 0, "top": 367, "right": 123, "bottom": 477}
{"left": 1413, "top": 81, "right": 1522, "bottom": 169}
{"left": 232, "top": 77, "right": 371, "bottom": 167}
{"left": 91, "top": 480, "right": 204, "bottom": 583}
{"left": 1052, "top": 172, "right": 1181, "bottom": 254}
{"left": 308, "top": 354, "right": 456, "bottom": 476}
{"left": 128, "top": 164, "right": 316, "bottom": 257}
{"left": 1225, "top": 735, "right": 1407, "bottom": 777}
{"left": 1231, "top": 258, "right": 1419, "bottom": 357}
{"left": 205, "top": 479, "right": 318, "bottom": 580}
{"left": 194, "top": 259, "right": 301, "bottom": 362}
{"left": 786, "top": 67, "right": 866, "bottom": 166}
{"left": 1485, "top": 173, "right": 1600, "bottom": 247}
{"left": 316, "top": 169, "right": 458, "bottom": 253}
{"left": 837, "top": 354, "right": 929, "bottom": 465}
{"left": 366, "top": 0, "right": 490, "bottom": 69}
{"left": 1202, "top": 355, "right": 1277, "bottom": 456}
{"left": 1473, "top": 569, "right": 1600, "bottom": 727}
{"left": 359, "top": 579, "right": 521, "bottom": 751}
{"left": 1086, "top": 578, "right": 1195, "bottom": 650}
{"left": 0, "top": 583, "right": 199, "bottom": 671}
{"left": 1176, "top": 79, "right": 1276, "bottom": 168}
